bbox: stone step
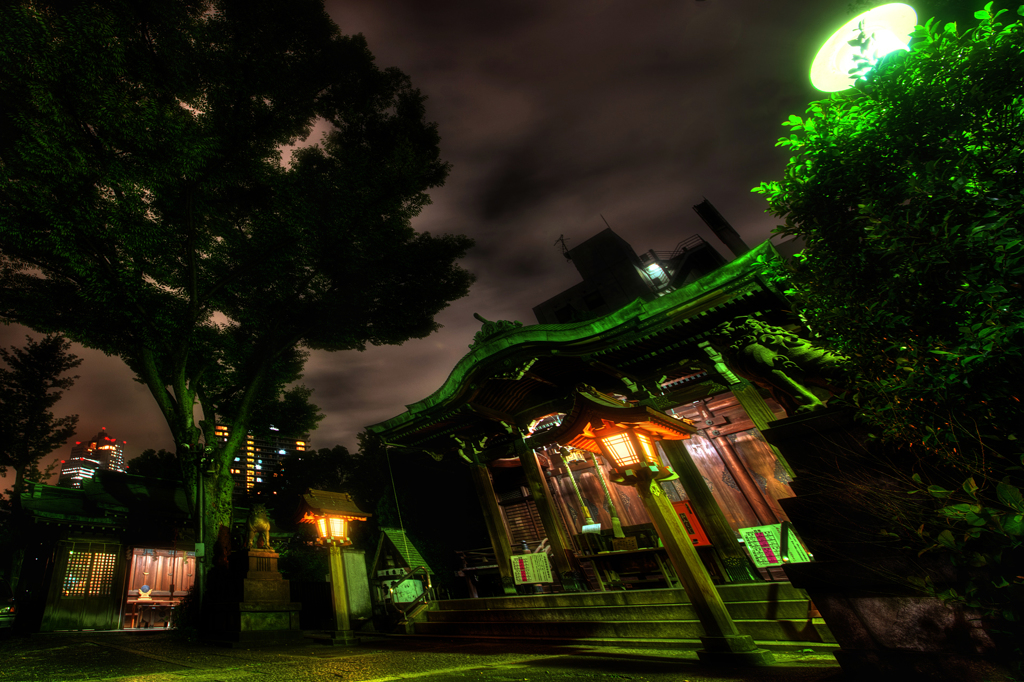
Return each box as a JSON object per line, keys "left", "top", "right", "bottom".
{"left": 426, "top": 600, "right": 814, "bottom": 623}
{"left": 414, "top": 617, "right": 835, "bottom": 643}
{"left": 434, "top": 583, "right": 810, "bottom": 611}
{"left": 382, "top": 631, "right": 841, "bottom": 653}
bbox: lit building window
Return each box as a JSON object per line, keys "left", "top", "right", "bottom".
{"left": 62, "top": 551, "right": 116, "bottom": 598}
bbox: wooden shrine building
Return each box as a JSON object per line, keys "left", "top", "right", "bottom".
{"left": 369, "top": 238, "right": 801, "bottom": 588}
{"left": 367, "top": 239, "right": 837, "bottom": 659}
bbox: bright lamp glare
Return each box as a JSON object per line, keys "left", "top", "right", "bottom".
{"left": 602, "top": 433, "right": 641, "bottom": 468}
{"left": 329, "top": 517, "right": 345, "bottom": 539}
{"left": 810, "top": 4, "right": 917, "bottom": 92}
{"left": 636, "top": 432, "right": 657, "bottom": 462}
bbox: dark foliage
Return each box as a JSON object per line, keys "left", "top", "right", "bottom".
{"left": 0, "top": 0, "right": 474, "bottom": 590}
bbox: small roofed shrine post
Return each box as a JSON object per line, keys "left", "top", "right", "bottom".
{"left": 513, "top": 438, "right": 583, "bottom": 592}
{"left": 658, "top": 440, "right": 760, "bottom": 583}
{"left": 536, "top": 390, "right": 774, "bottom": 666}
{"left": 469, "top": 462, "right": 518, "bottom": 595}
{"left": 298, "top": 489, "right": 371, "bottom": 645}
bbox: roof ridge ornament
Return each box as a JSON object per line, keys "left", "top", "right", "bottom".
{"left": 469, "top": 313, "right": 523, "bottom": 350}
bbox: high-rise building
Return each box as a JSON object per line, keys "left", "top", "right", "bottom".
{"left": 57, "top": 427, "right": 127, "bottom": 488}
{"left": 216, "top": 425, "right": 309, "bottom": 493}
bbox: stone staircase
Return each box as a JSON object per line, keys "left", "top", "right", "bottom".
{"left": 408, "top": 582, "right": 836, "bottom": 649}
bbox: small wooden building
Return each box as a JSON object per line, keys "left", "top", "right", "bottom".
{"left": 16, "top": 471, "right": 193, "bottom": 632}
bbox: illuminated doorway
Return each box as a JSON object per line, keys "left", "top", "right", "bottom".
{"left": 123, "top": 548, "right": 195, "bottom": 629}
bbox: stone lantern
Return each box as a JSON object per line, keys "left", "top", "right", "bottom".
{"left": 298, "top": 489, "right": 371, "bottom": 645}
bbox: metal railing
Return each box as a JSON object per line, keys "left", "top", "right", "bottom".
{"left": 386, "top": 565, "right": 433, "bottom": 619}
{"left": 643, "top": 235, "right": 708, "bottom": 262}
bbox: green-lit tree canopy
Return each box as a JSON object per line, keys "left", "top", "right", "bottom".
{"left": 0, "top": 0, "right": 473, "bottom": 577}
{"left": 756, "top": 4, "right": 1024, "bottom": 452}
{"left": 755, "top": 3, "right": 1024, "bottom": 649}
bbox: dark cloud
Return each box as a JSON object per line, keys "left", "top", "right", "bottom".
{"left": 3, "top": 0, "right": 869, "bottom": 485}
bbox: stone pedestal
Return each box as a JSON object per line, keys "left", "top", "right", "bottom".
{"left": 763, "top": 409, "right": 1010, "bottom": 680}
{"left": 207, "top": 550, "right": 302, "bottom": 646}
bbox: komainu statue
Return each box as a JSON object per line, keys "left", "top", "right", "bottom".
{"left": 245, "top": 504, "right": 273, "bottom": 551}
{"left": 707, "top": 317, "right": 849, "bottom": 416}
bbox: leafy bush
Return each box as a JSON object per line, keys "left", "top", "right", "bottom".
{"left": 754, "top": 3, "right": 1024, "bottom": 665}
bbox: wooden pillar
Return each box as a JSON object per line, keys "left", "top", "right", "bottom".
{"left": 660, "top": 440, "right": 760, "bottom": 583}
{"left": 635, "top": 477, "right": 774, "bottom": 665}
{"left": 470, "top": 463, "right": 517, "bottom": 595}
{"left": 730, "top": 380, "right": 795, "bottom": 478}
{"left": 712, "top": 435, "right": 778, "bottom": 526}
{"left": 517, "top": 446, "right": 583, "bottom": 592}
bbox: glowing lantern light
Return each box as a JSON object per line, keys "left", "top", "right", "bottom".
{"left": 298, "top": 489, "right": 370, "bottom": 546}
{"left": 296, "top": 489, "right": 371, "bottom": 646}
{"left": 534, "top": 388, "right": 696, "bottom": 484}
{"left": 810, "top": 3, "right": 917, "bottom": 92}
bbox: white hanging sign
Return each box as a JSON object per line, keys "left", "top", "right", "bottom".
{"left": 511, "top": 552, "right": 553, "bottom": 584}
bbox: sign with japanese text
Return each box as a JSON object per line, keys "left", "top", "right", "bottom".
{"left": 511, "top": 552, "right": 553, "bottom": 584}
{"left": 739, "top": 523, "right": 812, "bottom": 568}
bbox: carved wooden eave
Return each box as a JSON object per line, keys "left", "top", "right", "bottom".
{"left": 367, "top": 240, "right": 790, "bottom": 461}
{"left": 527, "top": 388, "right": 699, "bottom": 454}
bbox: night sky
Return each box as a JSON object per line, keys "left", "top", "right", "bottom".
{"left": 0, "top": 0, "right": 898, "bottom": 481}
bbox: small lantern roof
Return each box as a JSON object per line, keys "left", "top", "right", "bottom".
{"left": 298, "top": 489, "right": 371, "bottom": 522}
{"left": 530, "top": 387, "right": 698, "bottom": 453}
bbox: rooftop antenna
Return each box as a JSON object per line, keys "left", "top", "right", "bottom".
{"left": 554, "top": 234, "right": 572, "bottom": 261}
{"left": 600, "top": 214, "right": 613, "bottom": 230}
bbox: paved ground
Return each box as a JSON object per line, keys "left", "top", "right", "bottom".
{"left": 0, "top": 631, "right": 846, "bottom": 682}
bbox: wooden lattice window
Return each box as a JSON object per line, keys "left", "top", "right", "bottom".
{"left": 89, "top": 553, "right": 117, "bottom": 596}
{"left": 504, "top": 500, "right": 545, "bottom": 548}
{"left": 62, "top": 550, "right": 117, "bottom": 598}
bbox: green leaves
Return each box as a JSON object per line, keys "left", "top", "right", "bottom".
{"left": 753, "top": 3, "right": 1024, "bottom": 639}
{"left": 963, "top": 477, "right": 980, "bottom": 499}
{"left": 997, "top": 480, "right": 1024, "bottom": 512}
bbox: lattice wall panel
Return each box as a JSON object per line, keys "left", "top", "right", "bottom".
{"left": 503, "top": 500, "right": 545, "bottom": 548}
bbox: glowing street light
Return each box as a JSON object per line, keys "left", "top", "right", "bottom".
{"left": 298, "top": 489, "right": 371, "bottom": 645}
{"left": 810, "top": 3, "right": 917, "bottom": 92}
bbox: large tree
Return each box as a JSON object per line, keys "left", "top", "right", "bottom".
{"left": 754, "top": 2, "right": 1024, "bottom": 653}
{"left": 0, "top": 335, "right": 82, "bottom": 505}
{"left": 0, "top": 0, "right": 473, "bottom": 584}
